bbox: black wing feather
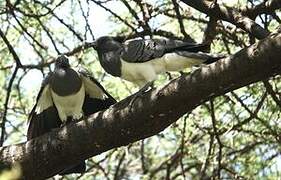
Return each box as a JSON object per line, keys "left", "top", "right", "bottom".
{"left": 27, "top": 106, "right": 61, "bottom": 140}
{"left": 27, "top": 72, "right": 86, "bottom": 175}
{"left": 27, "top": 73, "right": 62, "bottom": 140}
{"left": 121, "top": 38, "right": 210, "bottom": 63}
{"left": 79, "top": 68, "right": 117, "bottom": 116}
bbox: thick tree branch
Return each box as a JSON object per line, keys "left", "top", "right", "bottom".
{"left": 180, "top": 0, "right": 270, "bottom": 39}
{"left": 242, "top": 0, "right": 281, "bottom": 19}
{"left": 1, "top": 32, "right": 281, "bottom": 179}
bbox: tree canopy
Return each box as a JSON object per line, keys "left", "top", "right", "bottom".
{"left": 0, "top": 0, "right": 281, "bottom": 179}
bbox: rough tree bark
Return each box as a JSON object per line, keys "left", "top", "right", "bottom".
{"left": 180, "top": 0, "right": 271, "bottom": 39}
{"left": 0, "top": 31, "right": 281, "bottom": 179}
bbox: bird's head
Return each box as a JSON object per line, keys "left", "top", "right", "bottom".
{"left": 55, "top": 55, "right": 70, "bottom": 69}
{"left": 92, "top": 36, "right": 122, "bottom": 52}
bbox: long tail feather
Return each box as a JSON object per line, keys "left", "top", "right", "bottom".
{"left": 204, "top": 55, "right": 226, "bottom": 64}
{"left": 165, "top": 41, "right": 210, "bottom": 53}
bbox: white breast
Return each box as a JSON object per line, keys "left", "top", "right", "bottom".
{"left": 51, "top": 84, "right": 85, "bottom": 122}
{"left": 120, "top": 53, "right": 203, "bottom": 87}
{"left": 161, "top": 53, "right": 203, "bottom": 71}
{"left": 120, "top": 59, "right": 158, "bottom": 87}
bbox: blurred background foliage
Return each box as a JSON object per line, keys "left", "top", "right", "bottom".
{"left": 0, "top": 0, "right": 280, "bottom": 179}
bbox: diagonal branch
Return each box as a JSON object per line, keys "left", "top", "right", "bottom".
{"left": 263, "top": 80, "right": 281, "bottom": 108}
{"left": 1, "top": 32, "right": 281, "bottom": 179}
{"left": 0, "top": 28, "right": 22, "bottom": 146}
{"left": 0, "top": 28, "right": 22, "bottom": 67}
{"left": 171, "top": 0, "right": 191, "bottom": 40}
{"left": 242, "top": 0, "right": 281, "bottom": 19}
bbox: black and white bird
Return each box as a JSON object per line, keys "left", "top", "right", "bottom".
{"left": 27, "top": 55, "right": 116, "bottom": 175}
{"left": 92, "top": 36, "right": 224, "bottom": 88}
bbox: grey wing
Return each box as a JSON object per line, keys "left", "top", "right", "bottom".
{"left": 121, "top": 39, "right": 166, "bottom": 63}
{"left": 164, "top": 39, "right": 224, "bottom": 63}
{"left": 27, "top": 73, "right": 61, "bottom": 140}
{"left": 175, "top": 51, "right": 225, "bottom": 64}
{"left": 78, "top": 68, "right": 117, "bottom": 116}
{"left": 121, "top": 38, "right": 211, "bottom": 63}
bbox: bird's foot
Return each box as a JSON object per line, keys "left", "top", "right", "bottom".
{"left": 60, "top": 117, "right": 74, "bottom": 127}
{"left": 60, "top": 114, "right": 83, "bottom": 127}
{"left": 209, "top": 0, "right": 218, "bottom": 9}
{"left": 51, "top": 127, "right": 61, "bottom": 132}
{"left": 179, "top": 71, "right": 186, "bottom": 76}
{"left": 129, "top": 81, "right": 154, "bottom": 111}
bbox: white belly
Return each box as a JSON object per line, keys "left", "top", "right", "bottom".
{"left": 161, "top": 53, "right": 203, "bottom": 71}
{"left": 121, "top": 59, "right": 158, "bottom": 87}
{"left": 51, "top": 84, "right": 85, "bottom": 122}
{"left": 120, "top": 53, "right": 203, "bottom": 87}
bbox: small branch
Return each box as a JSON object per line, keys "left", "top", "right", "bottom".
{"left": 263, "top": 80, "right": 281, "bottom": 109}
{"left": 200, "top": 134, "right": 214, "bottom": 179}
{"left": 90, "top": 0, "right": 136, "bottom": 32}
{"left": 10, "top": 11, "right": 46, "bottom": 50}
{"left": 62, "top": 41, "right": 95, "bottom": 56}
{"left": 202, "top": 16, "right": 218, "bottom": 48}
{"left": 0, "top": 28, "right": 22, "bottom": 67}
{"left": 171, "top": 0, "right": 191, "bottom": 40}
{"left": 113, "top": 151, "right": 126, "bottom": 180}
{"left": 0, "top": 27, "right": 22, "bottom": 146}
{"left": 50, "top": 11, "right": 84, "bottom": 42}
{"left": 0, "top": 67, "right": 19, "bottom": 146}
{"left": 121, "top": 0, "right": 140, "bottom": 25}
{"left": 77, "top": 0, "right": 95, "bottom": 40}
{"left": 179, "top": 117, "right": 187, "bottom": 179}
{"left": 140, "top": 140, "right": 148, "bottom": 174}
{"left": 36, "top": 18, "right": 61, "bottom": 54}
{"left": 209, "top": 100, "right": 222, "bottom": 179}
{"left": 134, "top": 1, "right": 151, "bottom": 32}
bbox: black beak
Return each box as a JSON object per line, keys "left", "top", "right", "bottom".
{"left": 91, "top": 41, "right": 97, "bottom": 50}
{"left": 55, "top": 55, "right": 70, "bottom": 68}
